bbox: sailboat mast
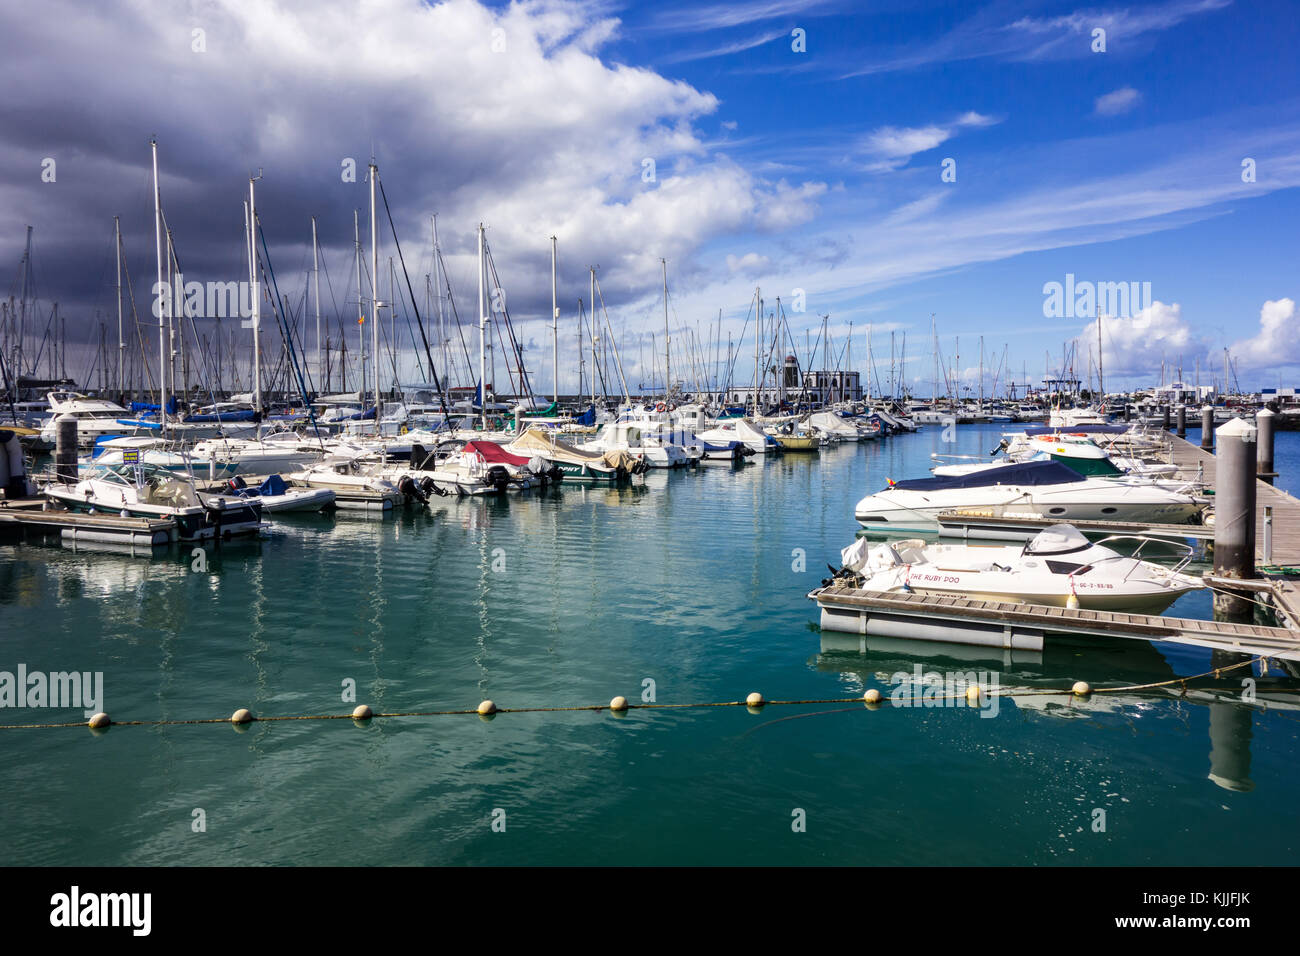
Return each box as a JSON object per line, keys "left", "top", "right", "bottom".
{"left": 478, "top": 223, "right": 487, "bottom": 429}
{"left": 312, "top": 216, "right": 322, "bottom": 388}
{"left": 551, "top": 236, "right": 558, "bottom": 404}
{"left": 662, "top": 258, "right": 670, "bottom": 403}
{"left": 114, "top": 216, "right": 123, "bottom": 396}
{"left": 369, "top": 163, "right": 379, "bottom": 429}
{"left": 249, "top": 172, "right": 263, "bottom": 414}
{"left": 150, "top": 139, "right": 167, "bottom": 432}
{"left": 354, "top": 210, "right": 363, "bottom": 400}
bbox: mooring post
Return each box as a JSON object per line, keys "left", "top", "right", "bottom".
{"left": 1212, "top": 417, "right": 1257, "bottom": 617}
{"left": 1123, "top": 403, "right": 1131, "bottom": 422}
{"left": 55, "top": 414, "right": 79, "bottom": 484}
{"left": 1200, "top": 406, "right": 1214, "bottom": 450}
{"left": 1176, "top": 403, "right": 1186, "bottom": 438}
{"left": 1162, "top": 404, "right": 1171, "bottom": 430}
{"left": 1256, "top": 407, "right": 1276, "bottom": 485}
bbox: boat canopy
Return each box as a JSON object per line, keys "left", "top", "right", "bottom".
{"left": 889, "top": 459, "right": 1084, "bottom": 492}
{"left": 463, "top": 441, "right": 532, "bottom": 466}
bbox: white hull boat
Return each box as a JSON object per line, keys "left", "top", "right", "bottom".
{"left": 838, "top": 524, "right": 1203, "bottom": 613}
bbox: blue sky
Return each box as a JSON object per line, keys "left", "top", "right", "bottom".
{"left": 2, "top": 0, "right": 1298, "bottom": 395}
{"left": 593, "top": 0, "right": 1300, "bottom": 390}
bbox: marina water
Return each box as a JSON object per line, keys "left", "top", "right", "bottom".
{"left": 4, "top": 424, "right": 1298, "bottom": 865}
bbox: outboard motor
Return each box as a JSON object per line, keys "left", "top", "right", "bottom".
{"left": 410, "top": 444, "right": 428, "bottom": 469}
{"left": 397, "top": 474, "right": 428, "bottom": 504}
{"left": 419, "top": 476, "right": 448, "bottom": 498}
{"left": 226, "top": 475, "right": 248, "bottom": 495}
{"left": 485, "top": 464, "right": 511, "bottom": 493}
{"left": 545, "top": 465, "right": 564, "bottom": 486}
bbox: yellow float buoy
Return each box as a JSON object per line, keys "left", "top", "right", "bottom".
{"left": 966, "top": 684, "right": 982, "bottom": 704}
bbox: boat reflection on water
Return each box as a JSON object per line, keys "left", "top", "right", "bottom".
{"left": 816, "top": 632, "right": 1300, "bottom": 793}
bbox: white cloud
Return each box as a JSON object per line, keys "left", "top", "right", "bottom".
{"left": 859, "top": 112, "right": 999, "bottom": 171}
{"left": 1095, "top": 87, "right": 1141, "bottom": 116}
{"left": 1078, "top": 302, "right": 1199, "bottom": 378}
{"left": 1227, "top": 298, "right": 1300, "bottom": 369}
{"left": 726, "top": 252, "right": 770, "bottom": 274}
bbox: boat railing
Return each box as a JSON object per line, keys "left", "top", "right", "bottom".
{"left": 1089, "top": 534, "right": 1197, "bottom": 575}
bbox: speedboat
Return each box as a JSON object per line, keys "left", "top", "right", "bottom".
{"left": 44, "top": 463, "right": 263, "bottom": 540}
{"left": 854, "top": 460, "right": 1205, "bottom": 532}
{"left": 838, "top": 524, "right": 1204, "bottom": 613}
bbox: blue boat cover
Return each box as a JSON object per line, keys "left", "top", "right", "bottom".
{"left": 1023, "top": 424, "right": 1127, "bottom": 436}
{"left": 571, "top": 404, "right": 596, "bottom": 426}
{"left": 258, "top": 474, "right": 288, "bottom": 496}
{"left": 890, "top": 459, "right": 1085, "bottom": 492}
{"left": 185, "top": 409, "right": 258, "bottom": 423}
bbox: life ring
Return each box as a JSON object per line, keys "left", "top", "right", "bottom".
{"left": 655, "top": 402, "right": 666, "bottom": 413}
{"left": 400, "top": 425, "right": 409, "bottom": 435}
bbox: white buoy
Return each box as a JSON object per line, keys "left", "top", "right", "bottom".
{"left": 1065, "top": 592, "right": 1080, "bottom": 609}
{"left": 609, "top": 696, "right": 629, "bottom": 712}
{"left": 477, "top": 700, "right": 497, "bottom": 716}
{"left": 746, "top": 692, "right": 765, "bottom": 707}
{"left": 966, "top": 685, "right": 982, "bottom": 704}
{"left": 1072, "top": 681, "right": 1092, "bottom": 697}
{"left": 87, "top": 712, "right": 111, "bottom": 729}
{"left": 863, "top": 689, "right": 882, "bottom": 704}
{"left": 352, "top": 704, "right": 373, "bottom": 720}
{"left": 231, "top": 708, "right": 253, "bottom": 724}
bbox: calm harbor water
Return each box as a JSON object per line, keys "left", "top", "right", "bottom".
{"left": 3, "top": 424, "right": 1298, "bottom": 866}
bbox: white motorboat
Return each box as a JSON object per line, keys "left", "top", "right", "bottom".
{"left": 43, "top": 463, "right": 264, "bottom": 540}
{"left": 578, "top": 422, "right": 688, "bottom": 468}
{"left": 838, "top": 524, "right": 1204, "bottom": 613}
{"left": 38, "top": 391, "right": 133, "bottom": 448}
{"left": 854, "top": 460, "right": 1205, "bottom": 532}
{"left": 697, "top": 418, "right": 776, "bottom": 455}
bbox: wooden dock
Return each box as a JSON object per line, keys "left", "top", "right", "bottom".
{"left": 1168, "top": 434, "right": 1300, "bottom": 567}
{"left": 810, "top": 583, "right": 1300, "bottom": 660}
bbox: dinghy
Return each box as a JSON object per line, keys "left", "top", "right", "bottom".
{"left": 224, "top": 474, "right": 336, "bottom": 513}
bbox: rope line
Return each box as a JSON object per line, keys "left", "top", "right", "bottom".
{"left": 0, "top": 656, "right": 1290, "bottom": 731}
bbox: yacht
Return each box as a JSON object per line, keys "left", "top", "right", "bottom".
{"left": 853, "top": 460, "right": 1205, "bottom": 533}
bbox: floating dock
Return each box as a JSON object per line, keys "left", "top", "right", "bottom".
{"left": 809, "top": 582, "right": 1300, "bottom": 660}
{"left": 0, "top": 498, "right": 176, "bottom": 549}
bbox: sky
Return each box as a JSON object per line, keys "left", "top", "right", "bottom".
{"left": 1, "top": 0, "right": 1298, "bottom": 398}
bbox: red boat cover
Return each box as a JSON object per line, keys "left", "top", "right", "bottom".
{"left": 463, "top": 440, "right": 532, "bottom": 466}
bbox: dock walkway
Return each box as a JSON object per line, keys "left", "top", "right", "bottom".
{"left": 1168, "top": 434, "right": 1300, "bottom": 567}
